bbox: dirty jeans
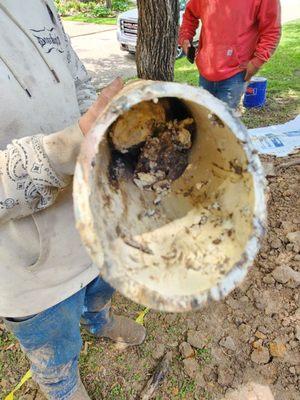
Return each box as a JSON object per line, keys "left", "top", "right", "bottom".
{"left": 4, "top": 277, "right": 115, "bottom": 400}
{"left": 200, "top": 71, "right": 247, "bottom": 109}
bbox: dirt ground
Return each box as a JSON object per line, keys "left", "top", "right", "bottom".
{"left": 1, "top": 135, "right": 299, "bottom": 399}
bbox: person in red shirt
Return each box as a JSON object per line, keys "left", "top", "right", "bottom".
{"left": 179, "top": 0, "right": 281, "bottom": 109}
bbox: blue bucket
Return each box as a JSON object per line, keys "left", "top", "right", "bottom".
{"left": 243, "top": 77, "right": 267, "bottom": 108}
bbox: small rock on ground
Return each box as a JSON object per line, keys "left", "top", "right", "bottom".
{"left": 152, "top": 343, "right": 165, "bottom": 360}
{"left": 269, "top": 342, "right": 286, "bottom": 358}
{"left": 255, "top": 331, "right": 267, "bottom": 340}
{"left": 187, "top": 330, "right": 206, "bottom": 349}
{"left": 295, "top": 325, "right": 300, "bottom": 341}
{"left": 270, "top": 238, "right": 282, "bottom": 249}
{"left": 219, "top": 336, "right": 236, "bottom": 351}
{"left": 238, "top": 324, "right": 252, "bottom": 342}
{"left": 263, "top": 274, "right": 275, "bottom": 284}
{"left": 179, "top": 342, "right": 194, "bottom": 359}
{"left": 183, "top": 358, "right": 199, "bottom": 379}
{"left": 259, "top": 363, "right": 278, "bottom": 384}
{"left": 287, "top": 231, "right": 300, "bottom": 247}
{"left": 262, "top": 161, "right": 276, "bottom": 177}
{"left": 224, "top": 383, "right": 275, "bottom": 400}
{"left": 272, "top": 265, "right": 300, "bottom": 287}
{"left": 251, "top": 346, "right": 270, "bottom": 364}
{"left": 217, "top": 366, "right": 234, "bottom": 386}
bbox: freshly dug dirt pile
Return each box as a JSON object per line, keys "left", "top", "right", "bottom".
{"left": 1, "top": 153, "right": 299, "bottom": 400}
{"left": 101, "top": 154, "right": 300, "bottom": 400}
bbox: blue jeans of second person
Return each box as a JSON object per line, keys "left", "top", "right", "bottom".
{"left": 4, "top": 277, "right": 115, "bottom": 400}
{"left": 200, "top": 71, "right": 247, "bottom": 109}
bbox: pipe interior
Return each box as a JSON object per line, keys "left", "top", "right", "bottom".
{"left": 91, "top": 97, "right": 255, "bottom": 297}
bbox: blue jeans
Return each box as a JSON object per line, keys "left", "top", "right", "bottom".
{"left": 4, "top": 277, "right": 115, "bottom": 400}
{"left": 200, "top": 71, "right": 247, "bottom": 109}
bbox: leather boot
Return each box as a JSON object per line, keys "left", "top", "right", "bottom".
{"left": 68, "top": 379, "right": 90, "bottom": 400}
{"left": 97, "top": 315, "right": 146, "bottom": 345}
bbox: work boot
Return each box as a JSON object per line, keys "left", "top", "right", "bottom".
{"left": 98, "top": 315, "right": 146, "bottom": 345}
{"left": 68, "top": 379, "right": 91, "bottom": 400}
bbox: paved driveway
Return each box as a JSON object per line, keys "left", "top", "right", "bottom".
{"left": 282, "top": 0, "right": 300, "bottom": 23}
{"left": 63, "top": 21, "right": 137, "bottom": 89}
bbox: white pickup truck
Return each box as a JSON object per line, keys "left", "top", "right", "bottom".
{"left": 116, "top": 1, "right": 200, "bottom": 59}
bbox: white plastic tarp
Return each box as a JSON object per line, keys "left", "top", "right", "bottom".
{"left": 247, "top": 115, "right": 300, "bottom": 157}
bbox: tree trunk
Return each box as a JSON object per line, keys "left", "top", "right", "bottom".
{"left": 106, "top": 0, "right": 112, "bottom": 9}
{"left": 136, "top": 0, "right": 179, "bottom": 81}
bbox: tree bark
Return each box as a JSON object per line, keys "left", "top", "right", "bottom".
{"left": 136, "top": 0, "right": 179, "bottom": 81}
{"left": 106, "top": 0, "right": 112, "bottom": 9}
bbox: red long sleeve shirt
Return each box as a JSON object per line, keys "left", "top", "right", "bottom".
{"left": 179, "top": 0, "right": 281, "bottom": 81}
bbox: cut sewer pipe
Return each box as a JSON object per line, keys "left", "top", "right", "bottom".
{"left": 73, "top": 80, "right": 266, "bottom": 313}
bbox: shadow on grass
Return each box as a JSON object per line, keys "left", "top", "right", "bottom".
{"left": 241, "top": 91, "right": 299, "bottom": 129}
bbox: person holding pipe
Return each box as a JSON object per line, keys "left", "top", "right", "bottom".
{"left": 0, "top": 1, "right": 145, "bottom": 399}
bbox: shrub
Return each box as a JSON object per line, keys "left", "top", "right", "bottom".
{"left": 112, "top": 0, "right": 129, "bottom": 12}
{"left": 54, "top": 0, "right": 130, "bottom": 17}
{"left": 92, "top": 5, "right": 112, "bottom": 17}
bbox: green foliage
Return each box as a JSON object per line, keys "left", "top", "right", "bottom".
{"left": 109, "top": 383, "right": 126, "bottom": 400}
{"left": 133, "top": 372, "right": 141, "bottom": 381}
{"left": 92, "top": 4, "right": 112, "bottom": 17}
{"left": 178, "top": 380, "right": 195, "bottom": 398}
{"left": 112, "top": 0, "right": 129, "bottom": 12}
{"left": 196, "top": 347, "right": 212, "bottom": 364}
{"left": 54, "top": 0, "right": 130, "bottom": 17}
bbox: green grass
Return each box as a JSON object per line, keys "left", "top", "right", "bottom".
{"left": 196, "top": 348, "right": 212, "bottom": 365}
{"left": 108, "top": 383, "right": 126, "bottom": 400}
{"left": 262, "top": 20, "right": 300, "bottom": 94}
{"left": 175, "top": 57, "right": 199, "bottom": 87}
{"left": 175, "top": 19, "right": 300, "bottom": 128}
{"left": 177, "top": 380, "right": 196, "bottom": 398}
{"left": 64, "top": 15, "right": 117, "bottom": 25}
